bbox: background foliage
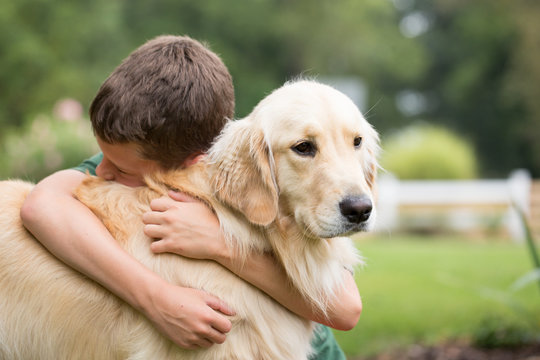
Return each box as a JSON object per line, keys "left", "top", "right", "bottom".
{"left": 0, "top": 112, "right": 98, "bottom": 181}
{"left": 380, "top": 124, "right": 478, "bottom": 179}
{"left": 1, "top": 0, "right": 539, "bottom": 179}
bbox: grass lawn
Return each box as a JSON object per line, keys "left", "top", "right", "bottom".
{"left": 334, "top": 235, "right": 540, "bottom": 357}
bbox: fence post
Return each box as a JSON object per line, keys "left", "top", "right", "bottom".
{"left": 375, "top": 174, "right": 399, "bottom": 233}
{"left": 507, "top": 169, "right": 532, "bottom": 242}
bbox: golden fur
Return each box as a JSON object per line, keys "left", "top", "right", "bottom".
{"left": 0, "top": 80, "right": 379, "bottom": 360}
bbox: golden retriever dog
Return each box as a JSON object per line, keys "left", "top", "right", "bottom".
{"left": 0, "top": 80, "right": 379, "bottom": 360}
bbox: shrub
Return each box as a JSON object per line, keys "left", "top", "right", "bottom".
{"left": 0, "top": 110, "right": 98, "bottom": 182}
{"left": 380, "top": 123, "right": 478, "bottom": 179}
{"left": 472, "top": 316, "right": 538, "bottom": 349}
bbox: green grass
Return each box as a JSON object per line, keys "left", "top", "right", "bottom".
{"left": 334, "top": 235, "right": 540, "bottom": 357}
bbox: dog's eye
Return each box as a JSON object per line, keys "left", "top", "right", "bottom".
{"left": 354, "top": 136, "right": 363, "bottom": 148}
{"left": 292, "top": 141, "right": 316, "bottom": 156}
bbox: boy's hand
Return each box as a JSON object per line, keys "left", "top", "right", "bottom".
{"left": 144, "top": 280, "right": 235, "bottom": 349}
{"left": 142, "top": 191, "right": 228, "bottom": 261}
{"left": 142, "top": 192, "right": 236, "bottom": 348}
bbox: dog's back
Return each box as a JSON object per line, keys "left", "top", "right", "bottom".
{"left": 0, "top": 180, "right": 140, "bottom": 359}
{"left": 0, "top": 178, "right": 313, "bottom": 360}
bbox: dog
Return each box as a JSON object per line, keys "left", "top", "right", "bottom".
{"left": 0, "top": 80, "right": 379, "bottom": 359}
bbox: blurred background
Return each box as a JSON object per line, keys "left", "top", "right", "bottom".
{"left": 1, "top": 0, "right": 539, "bottom": 358}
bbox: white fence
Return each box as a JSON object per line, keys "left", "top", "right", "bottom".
{"left": 375, "top": 169, "right": 532, "bottom": 241}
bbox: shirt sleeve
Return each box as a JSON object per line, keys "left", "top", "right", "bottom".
{"left": 72, "top": 153, "right": 103, "bottom": 176}
{"left": 309, "top": 324, "right": 346, "bottom": 360}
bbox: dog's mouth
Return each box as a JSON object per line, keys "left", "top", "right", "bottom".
{"left": 340, "top": 219, "right": 374, "bottom": 236}
{"left": 317, "top": 219, "right": 373, "bottom": 239}
{"left": 299, "top": 195, "right": 375, "bottom": 239}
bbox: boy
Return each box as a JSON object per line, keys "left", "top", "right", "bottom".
{"left": 20, "top": 35, "right": 360, "bottom": 358}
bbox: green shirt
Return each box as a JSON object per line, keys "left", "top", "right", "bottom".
{"left": 309, "top": 325, "right": 346, "bottom": 360}
{"left": 74, "top": 154, "right": 346, "bottom": 360}
{"left": 73, "top": 153, "right": 103, "bottom": 176}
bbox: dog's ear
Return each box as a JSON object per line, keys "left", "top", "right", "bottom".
{"left": 365, "top": 147, "right": 378, "bottom": 190}
{"left": 209, "top": 120, "right": 279, "bottom": 226}
{"left": 363, "top": 124, "right": 380, "bottom": 195}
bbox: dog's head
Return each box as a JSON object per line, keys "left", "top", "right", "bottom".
{"left": 209, "top": 80, "right": 379, "bottom": 238}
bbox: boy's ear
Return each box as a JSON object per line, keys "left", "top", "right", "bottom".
{"left": 182, "top": 153, "right": 205, "bottom": 167}
{"left": 209, "top": 120, "right": 278, "bottom": 226}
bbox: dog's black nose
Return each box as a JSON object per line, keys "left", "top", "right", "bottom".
{"left": 339, "top": 196, "right": 372, "bottom": 224}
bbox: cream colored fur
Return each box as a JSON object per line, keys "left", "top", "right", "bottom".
{"left": 0, "top": 80, "right": 379, "bottom": 360}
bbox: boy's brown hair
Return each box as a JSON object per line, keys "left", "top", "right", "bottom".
{"left": 90, "top": 35, "right": 235, "bottom": 169}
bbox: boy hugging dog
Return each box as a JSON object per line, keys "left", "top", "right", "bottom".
{"left": 15, "top": 35, "right": 358, "bottom": 358}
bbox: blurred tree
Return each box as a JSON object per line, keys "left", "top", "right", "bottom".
{"left": 273, "top": 0, "right": 427, "bottom": 130}
{"left": 4, "top": 0, "right": 420, "bottom": 179}
{"left": 119, "top": 0, "right": 288, "bottom": 118}
{"left": 118, "top": 0, "right": 422, "bottom": 118}
{"left": 0, "top": 0, "right": 420, "bottom": 124}
{"left": 397, "top": 0, "right": 540, "bottom": 176}
{"left": 503, "top": 0, "right": 540, "bottom": 177}
{"left": 1, "top": 0, "right": 538, "bottom": 179}
{"left": 0, "top": 0, "right": 128, "bottom": 130}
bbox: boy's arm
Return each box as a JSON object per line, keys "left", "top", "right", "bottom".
{"left": 20, "top": 170, "right": 234, "bottom": 349}
{"left": 215, "top": 247, "right": 362, "bottom": 331}
{"left": 143, "top": 192, "right": 362, "bottom": 331}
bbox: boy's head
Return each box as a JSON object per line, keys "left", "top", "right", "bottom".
{"left": 90, "top": 35, "right": 234, "bottom": 171}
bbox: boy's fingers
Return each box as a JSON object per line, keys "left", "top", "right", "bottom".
{"left": 149, "top": 239, "right": 175, "bottom": 253}
{"left": 149, "top": 196, "right": 177, "bottom": 211}
{"left": 144, "top": 224, "right": 164, "bottom": 240}
{"left": 211, "top": 314, "right": 233, "bottom": 335}
{"left": 207, "top": 296, "right": 236, "bottom": 319}
{"left": 206, "top": 331, "right": 227, "bottom": 345}
{"left": 195, "top": 338, "right": 215, "bottom": 348}
{"left": 142, "top": 211, "right": 161, "bottom": 225}
{"left": 149, "top": 240, "right": 163, "bottom": 253}
{"left": 168, "top": 190, "right": 198, "bottom": 203}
